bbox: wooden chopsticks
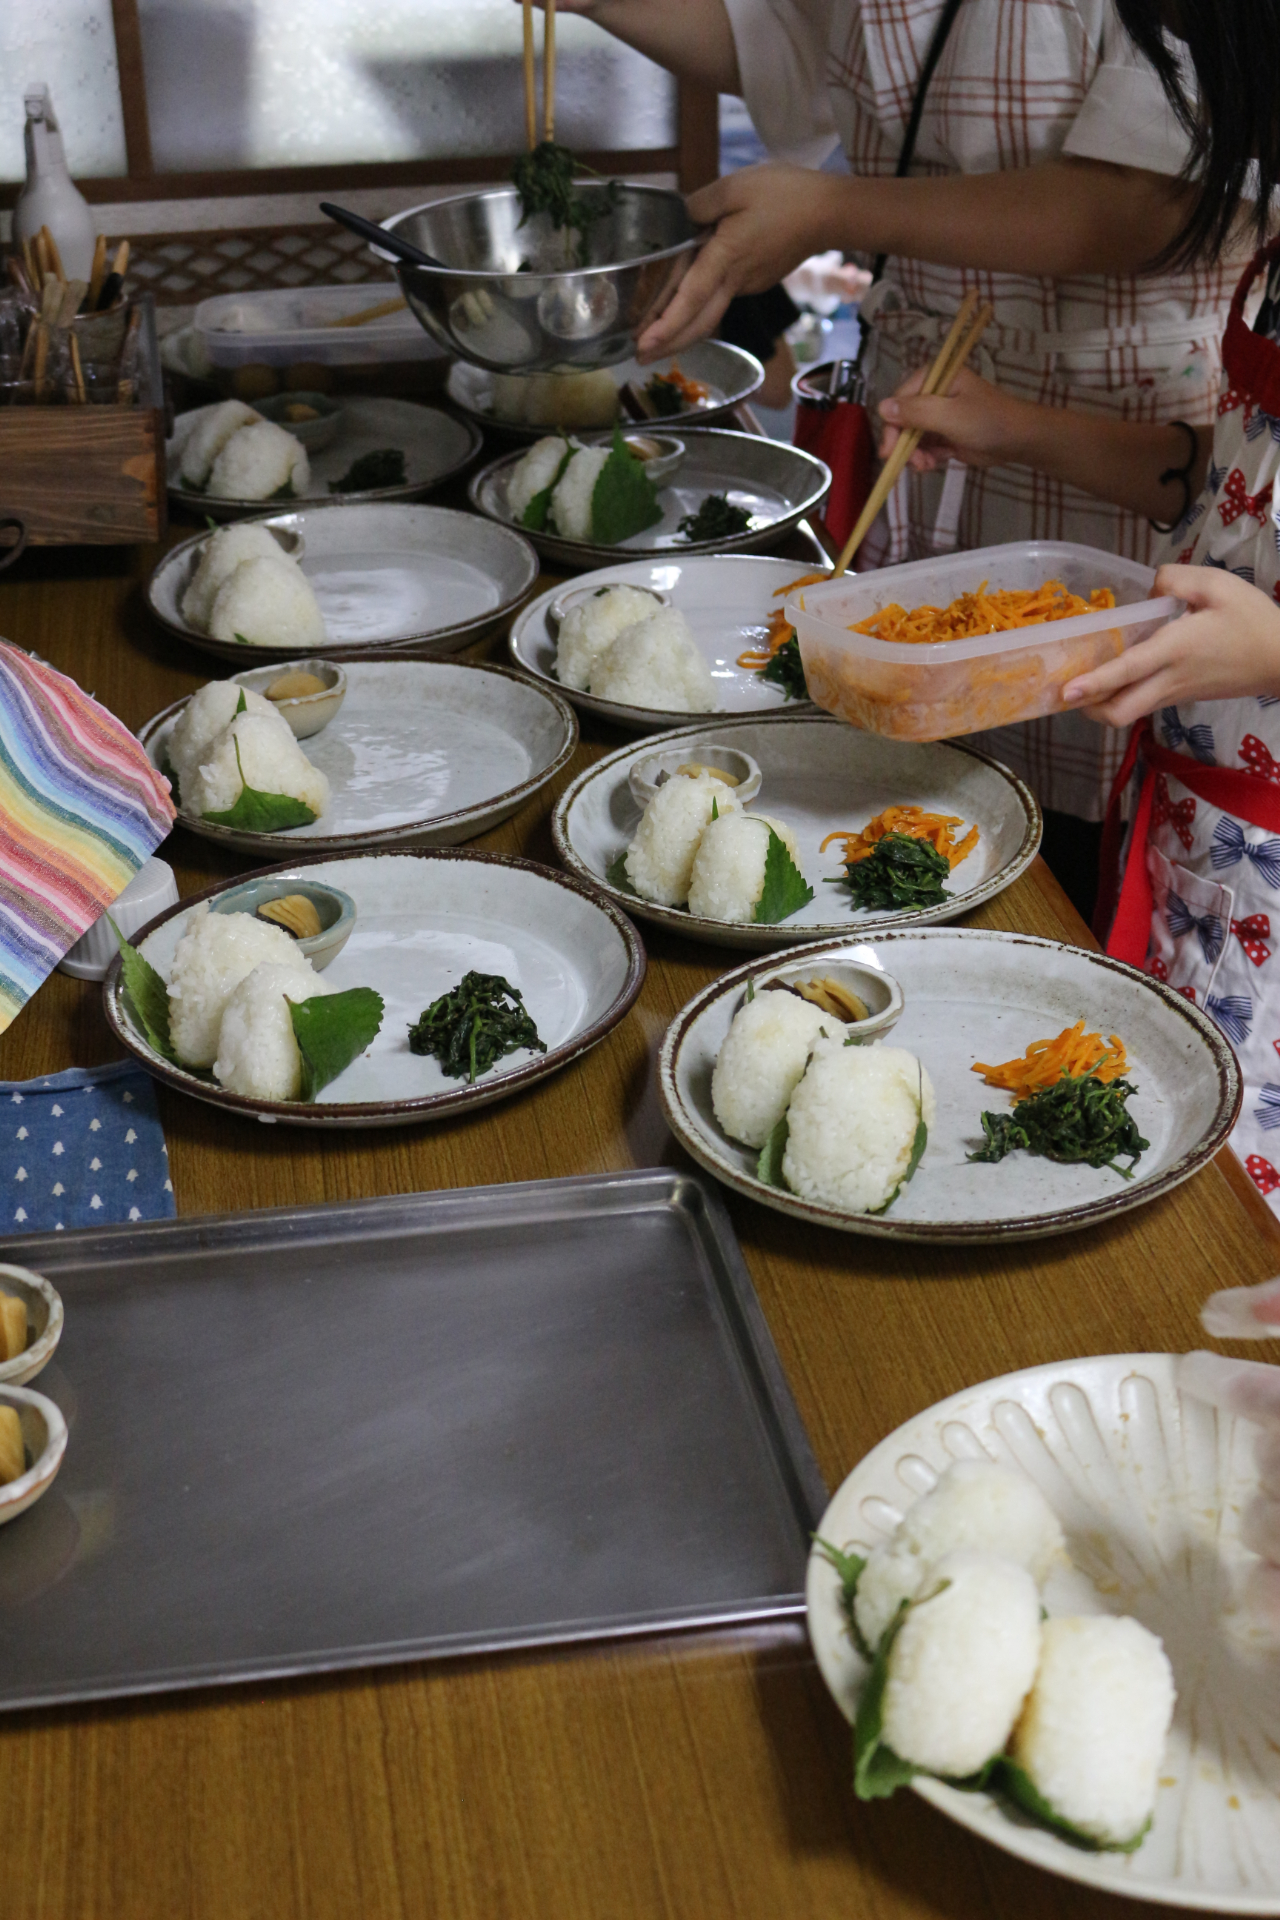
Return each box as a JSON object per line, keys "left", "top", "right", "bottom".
{"left": 521, "top": 0, "right": 556, "bottom": 149}
{"left": 832, "top": 290, "right": 994, "bottom": 576}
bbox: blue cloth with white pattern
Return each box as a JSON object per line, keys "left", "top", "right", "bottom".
{"left": 0, "top": 1061, "right": 174, "bottom": 1234}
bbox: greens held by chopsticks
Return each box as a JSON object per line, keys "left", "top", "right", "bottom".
{"left": 511, "top": 141, "right": 618, "bottom": 263}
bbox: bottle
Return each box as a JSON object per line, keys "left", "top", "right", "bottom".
{"left": 13, "top": 84, "right": 97, "bottom": 282}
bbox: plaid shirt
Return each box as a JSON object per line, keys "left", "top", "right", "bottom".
{"left": 725, "top": 0, "right": 1246, "bottom": 815}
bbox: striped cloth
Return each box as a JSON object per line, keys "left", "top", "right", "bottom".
{"left": 0, "top": 642, "right": 174, "bottom": 1032}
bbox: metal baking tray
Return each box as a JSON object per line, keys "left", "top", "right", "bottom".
{"left": 0, "top": 1169, "right": 826, "bottom": 1711}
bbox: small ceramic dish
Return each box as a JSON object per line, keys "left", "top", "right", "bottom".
{"left": 628, "top": 743, "right": 763, "bottom": 810}
{"left": 256, "top": 390, "right": 343, "bottom": 453}
{"left": 585, "top": 430, "right": 685, "bottom": 484}
{"left": 549, "top": 580, "right": 672, "bottom": 626}
{"left": 752, "top": 954, "right": 904, "bottom": 1042}
{"left": 231, "top": 658, "right": 347, "bottom": 738}
{"left": 0, "top": 1384, "right": 68, "bottom": 1526}
{"left": 210, "top": 877, "right": 357, "bottom": 970}
{"left": 0, "top": 1266, "right": 64, "bottom": 1387}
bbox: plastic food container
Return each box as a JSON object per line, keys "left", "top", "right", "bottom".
{"left": 787, "top": 540, "right": 1182, "bottom": 742}
{"left": 193, "top": 284, "right": 446, "bottom": 395}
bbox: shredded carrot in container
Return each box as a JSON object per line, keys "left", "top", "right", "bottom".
{"left": 820, "top": 805, "right": 979, "bottom": 869}
{"left": 851, "top": 579, "right": 1116, "bottom": 645}
{"left": 972, "top": 1019, "right": 1128, "bottom": 1100}
{"left": 738, "top": 575, "right": 830, "bottom": 670}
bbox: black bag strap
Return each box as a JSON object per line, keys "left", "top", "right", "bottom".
{"left": 869, "top": 0, "right": 968, "bottom": 284}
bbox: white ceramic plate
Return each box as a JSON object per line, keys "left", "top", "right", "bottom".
{"left": 808, "top": 1353, "right": 1280, "bottom": 1911}
{"left": 554, "top": 716, "right": 1041, "bottom": 950}
{"left": 510, "top": 555, "right": 828, "bottom": 732}
{"left": 470, "top": 430, "right": 831, "bottom": 567}
{"left": 445, "top": 339, "right": 764, "bottom": 439}
{"left": 659, "top": 929, "right": 1240, "bottom": 1239}
{"left": 103, "top": 849, "right": 645, "bottom": 1129}
{"left": 147, "top": 503, "right": 539, "bottom": 665}
{"left": 167, "top": 397, "right": 480, "bottom": 518}
{"left": 139, "top": 659, "right": 577, "bottom": 859}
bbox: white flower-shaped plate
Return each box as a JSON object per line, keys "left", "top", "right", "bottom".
{"left": 808, "top": 1353, "right": 1280, "bottom": 1912}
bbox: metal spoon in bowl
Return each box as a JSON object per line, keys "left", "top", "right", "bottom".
{"left": 318, "top": 203, "right": 448, "bottom": 271}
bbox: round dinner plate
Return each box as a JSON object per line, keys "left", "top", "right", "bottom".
{"left": 659, "top": 929, "right": 1240, "bottom": 1239}
{"left": 445, "top": 339, "right": 764, "bottom": 439}
{"left": 139, "top": 659, "right": 577, "bottom": 859}
{"left": 147, "top": 503, "right": 539, "bottom": 665}
{"left": 166, "top": 397, "right": 481, "bottom": 518}
{"left": 554, "top": 715, "right": 1041, "bottom": 950}
{"left": 509, "top": 555, "right": 827, "bottom": 732}
{"left": 807, "top": 1353, "right": 1280, "bottom": 1911}
{"left": 470, "top": 429, "right": 830, "bottom": 568}
{"left": 104, "top": 849, "right": 645, "bottom": 1129}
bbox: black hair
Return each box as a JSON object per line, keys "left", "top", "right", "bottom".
{"left": 1113, "top": 0, "right": 1280, "bottom": 266}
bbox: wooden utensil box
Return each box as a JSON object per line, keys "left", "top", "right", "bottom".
{"left": 0, "top": 295, "right": 166, "bottom": 544}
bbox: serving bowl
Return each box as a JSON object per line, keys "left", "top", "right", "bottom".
{"left": 382, "top": 185, "right": 702, "bottom": 374}
{"left": 0, "top": 1385, "right": 68, "bottom": 1527}
{"left": 0, "top": 1266, "right": 63, "bottom": 1387}
{"left": 230, "top": 659, "right": 347, "bottom": 738}
{"left": 209, "top": 878, "right": 357, "bottom": 970}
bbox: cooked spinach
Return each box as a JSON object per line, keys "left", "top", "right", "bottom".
{"left": 677, "top": 493, "right": 753, "bottom": 543}
{"left": 969, "top": 1072, "right": 1149, "bottom": 1178}
{"left": 329, "top": 448, "right": 407, "bottom": 493}
{"left": 837, "top": 833, "right": 950, "bottom": 912}
{"left": 758, "top": 632, "right": 808, "bottom": 700}
{"left": 407, "top": 970, "right": 547, "bottom": 1084}
{"left": 511, "top": 141, "right": 618, "bottom": 261}
{"left": 644, "top": 374, "right": 686, "bottom": 417}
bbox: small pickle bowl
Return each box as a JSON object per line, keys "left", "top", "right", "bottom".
{"left": 210, "top": 877, "right": 356, "bottom": 971}
{"left": 549, "top": 579, "right": 672, "bottom": 627}
{"left": 628, "top": 743, "right": 763, "bottom": 810}
{"left": 582, "top": 428, "right": 685, "bottom": 484}
{"left": 255, "top": 390, "right": 343, "bottom": 453}
{"left": 0, "top": 1265, "right": 64, "bottom": 1388}
{"left": 0, "top": 1385, "right": 69, "bottom": 1527}
{"left": 747, "top": 952, "right": 905, "bottom": 1046}
{"left": 230, "top": 659, "right": 347, "bottom": 738}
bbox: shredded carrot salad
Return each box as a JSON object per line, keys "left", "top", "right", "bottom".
{"left": 851, "top": 579, "right": 1117, "bottom": 646}
{"left": 738, "top": 574, "right": 829, "bottom": 670}
{"left": 650, "top": 365, "right": 711, "bottom": 405}
{"left": 972, "top": 1019, "right": 1129, "bottom": 1101}
{"left": 820, "top": 805, "right": 979, "bottom": 870}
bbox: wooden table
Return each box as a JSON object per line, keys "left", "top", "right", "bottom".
{"left": 2, "top": 529, "right": 1277, "bottom": 1920}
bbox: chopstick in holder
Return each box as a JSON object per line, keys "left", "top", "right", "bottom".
{"left": 20, "top": 236, "right": 38, "bottom": 292}
{"left": 57, "top": 279, "right": 86, "bottom": 329}
{"left": 831, "top": 293, "right": 991, "bottom": 576}
{"left": 111, "top": 239, "right": 129, "bottom": 280}
{"left": 522, "top": 0, "right": 537, "bottom": 150}
{"left": 69, "top": 331, "right": 86, "bottom": 404}
{"left": 87, "top": 233, "right": 108, "bottom": 311}
{"left": 40, "top": 226, "right": 66, "bottom": 284}
{"left": 544, "top": 0, "right": 556, "bottom": 142}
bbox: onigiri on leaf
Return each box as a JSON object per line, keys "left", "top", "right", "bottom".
{"left": 110, "top": 921, "right": 177, "bottom": 1062}
{"left": 289, "top": 987, "right": 385, "bottom": 1100}
{"left": 200, "top": 737, "right": 318, "bottom": 832}
{"left": 853, "top": 1601, "right": 920, "bottom": 1801}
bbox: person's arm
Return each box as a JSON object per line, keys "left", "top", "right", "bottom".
{"left": 877, "top": 364, "right": 1211, "bottom": 523}
{"left": 637, "top": 156, "right": 1205, "bottom": 356}
{"left": 516, "top": 0, "right": 740, "bottom": 94}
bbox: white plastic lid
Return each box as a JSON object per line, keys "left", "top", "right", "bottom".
{"left": 58, "top": 857, "right": 179, "bottom": 981}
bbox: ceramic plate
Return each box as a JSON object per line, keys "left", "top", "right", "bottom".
{"left": 554, "top": 715, "right": 1041, "bottom": 950}
{"left": 445, "top": 339, "right": 764, "bottom": 439}
{"left": 808, "top": 1353, "right": 1280, "bottom": 1911}
{"left": 470, "top": 430, "right": 831, "bottom": 568}
{"left": 103, "top": 849, "right": 645, "bottom": 1129}
{"left": 510, "top": 555, "right": 830, "bottom": 732}
{"left": 167, "top": 397, "right": 480, "bottom": 518}
{"left": 147, "top": 504, "right": 539, "bottom": 665}
{"left": 139, "top": 659, "right": 577, "bottom": 859}
{"left": 659, "top": 929, "right": 1240, "bottom": 1240}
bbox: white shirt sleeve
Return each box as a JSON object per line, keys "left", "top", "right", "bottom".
{"left": 1061, "top": 19, "right": 1196, "bottom": 176}
{"left": 720, "top": 0, "right": 840, "bottom": 167}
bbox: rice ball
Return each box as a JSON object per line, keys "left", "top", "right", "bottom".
{"left": 711, "top": 991, "right": 834, "bottom": 1149}
{"left": 181, "top": 522, "right": 290, "bottom": 631}
{"left": 687, "top": 812, "right": 802, "bottom": 924}
{"left": 166, "top": 904, "right": 315, "bottom": 1069}
{"left": 491, "top": 373, "right": 535, "bottom": 424}
{"left": 186, "top": 709, "right": 330, "bottom": 822}
{"left": 179, "top": 400, "right": 261, "bottom": 489}
{"left": 782, "top": 1041, "right": 936, "bottom": 1214}
{"left": 1011, "top": 1615, "right": 1175, "bottom": 1847}
{"left": 214, "top": 960, "right": 331, "bottom": 1102}
{"left": 624, "top": 770, "right": 739, "bottom": 907}
{"left": 507, "top": 434, "right": 572, "bottom": 522}
{"left": 206, "top": 555, "right": 326, "bottom": 651}
{"left": 590, "top": 610, "right": 717, "bottom": 712}
{"left": 549, "top": 445, "right": 611, "bottom": 541}
{"left": 166, "top": 679, "right": 278, "bottom": 800}
{"left": 539, "top": 370, "right": 619, "bottom": 429}
{"left": 556, "top": 585, "right": 663, "bottom": 693}
{"left": 855, "top": 1461, "right": 1067, "bottom": 1651}
{"left": 207, "top": 419, "right": 309, "bottom": 501}
{"left": 880, "top": 1550, "right": 1042, "bottom": 1779}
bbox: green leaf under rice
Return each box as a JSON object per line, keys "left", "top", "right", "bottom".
{"left": 590, "top": 425, "right": 661, "bottom": 545}
{"left": 109, "top": 918, "right": 176, "bottom": 1063}
{"left": 814, "top": 1535, "right": 873, "bottom": 1659}
{"left": 868, "top": 1067, "right": 928, "bottom": 1215}
{"left": 605, "top": 849, "right": 638, "bottom": 895}
{"left": 289, "top": 987, "right": 385, "bottom": 1101}
{"left": 756, "top": 1114, "right": 789, "bottom": 1189}
{"left": 991, "top": 1758, "right": 1150, "bottom": 1854}
{"left": 201, "top": 736, "right": 317, "bottom": 833}
{"left": 853, "top": 1600, "right": 920, "bottom": 1800}
{"left": 753, "top": 828, "right": 814, "bottom": 924}
{"left": 519, "top": 441, "right": 574, "bottom": 531}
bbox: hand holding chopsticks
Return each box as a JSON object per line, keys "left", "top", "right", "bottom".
{"left": 832, "top": 290, "right": 994, "bottom": 576}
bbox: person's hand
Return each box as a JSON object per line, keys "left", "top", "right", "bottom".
{"left": 1062, "top": 566, "right": 1280, "bottom": 726}
{"left": 878, "top": 365, "right": 1037, "bottom": 471}
{"left": 636, "top": 165, "right": 839, "bottom": 360}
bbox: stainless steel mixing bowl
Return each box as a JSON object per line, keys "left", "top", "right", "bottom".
{"left": 381, "top": 185, "right": 703, "bottom": 375}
